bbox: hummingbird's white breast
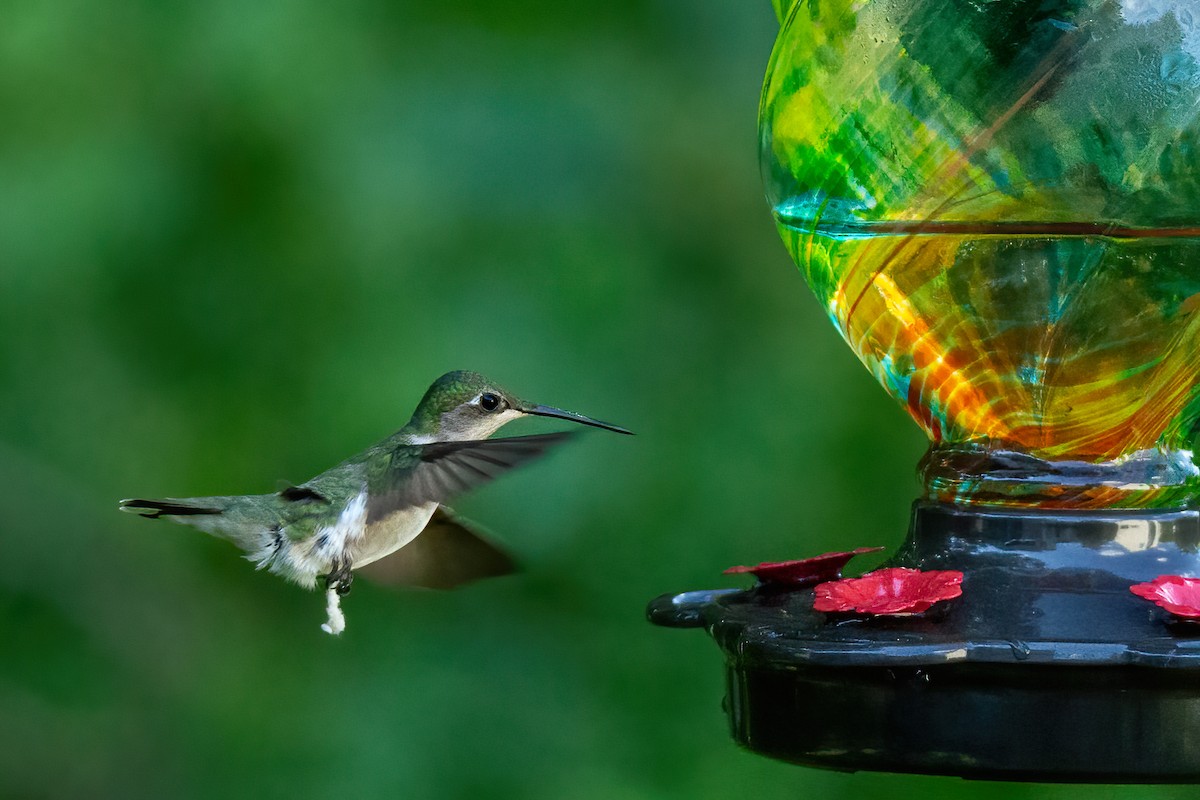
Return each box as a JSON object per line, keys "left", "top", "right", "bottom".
{"left": 349, "top": 500, "right": 438, "bottom": 568}
{"left": 258, "top": 487, "right": 439, "bottom": 587}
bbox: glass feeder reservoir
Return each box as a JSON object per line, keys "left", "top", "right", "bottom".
{"left": 650, "top": 0, "right": 1200, "bottom": 782}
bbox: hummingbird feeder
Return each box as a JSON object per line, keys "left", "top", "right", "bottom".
{"left": 649, "top": 0, "right": 1200, "bottom": 782}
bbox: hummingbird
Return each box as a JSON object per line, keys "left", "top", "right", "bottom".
{"left": 119, "top": 370, "right": 631, "bottom": 634}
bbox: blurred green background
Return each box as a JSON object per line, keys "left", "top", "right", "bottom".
{"left": 0, "top": 1, "right": 1191, "bottom": 798}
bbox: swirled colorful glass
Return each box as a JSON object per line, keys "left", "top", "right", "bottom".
{"left": 762, "top": 0, "right": 1200, "bottom": 508}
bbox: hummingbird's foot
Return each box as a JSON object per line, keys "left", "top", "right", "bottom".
{"left": 320, "top": 585, "right": 346, "bottom": 636}
{"left": 324, "top": 556, "right": 354, "bottom": 596}
{"left": 320, "top": 556, "right": 353, "bottom": 635}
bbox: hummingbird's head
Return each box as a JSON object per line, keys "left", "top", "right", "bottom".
{"left": 408, "top": 371, "right": 632, "bottom": 442}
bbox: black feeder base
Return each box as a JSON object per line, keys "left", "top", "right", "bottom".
{"left": 647, "top": 503, "right": 1200, "bottom": 782}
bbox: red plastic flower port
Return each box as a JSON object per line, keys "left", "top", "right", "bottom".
{"left": 813, "top": 567, "right": 964, "bottom": 615}
{"left": 724, "top": 547, "right": 884, "bottom": 587}
{"left": 1130, "top": 575, "right": 1200, "bottom": 619}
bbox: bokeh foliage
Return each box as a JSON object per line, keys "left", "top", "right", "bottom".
{"left": 0, "top": 1, "right": 1189, "bottom": 797}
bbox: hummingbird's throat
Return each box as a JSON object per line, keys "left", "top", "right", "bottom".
{"left": 435, "top": 407, "right": 524, "bottom": 441}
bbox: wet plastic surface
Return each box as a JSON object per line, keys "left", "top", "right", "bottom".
{"left": 648, "top": 502, "right": 1200, "bottom": 781}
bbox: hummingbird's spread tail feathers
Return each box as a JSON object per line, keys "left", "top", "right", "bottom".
{"left": 120, "top": 494, "right": 297, "bottom": 563}
{"left": 119, "top": 498, "right": 224, "bottom": 518}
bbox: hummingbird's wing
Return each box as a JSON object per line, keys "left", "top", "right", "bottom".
{"left": 366, "top": 432, "right": 575, "bottom": 523}
{"left": 356, "top": 506, "right": 516, "bottom": 589}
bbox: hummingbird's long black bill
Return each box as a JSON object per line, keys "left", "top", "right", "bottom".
{"left": 521, "top": 404, "right": 633, "bottom": 435}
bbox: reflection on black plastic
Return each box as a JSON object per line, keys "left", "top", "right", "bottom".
{"left": 648, "top": 502, "right": 1200, "bottom": 781}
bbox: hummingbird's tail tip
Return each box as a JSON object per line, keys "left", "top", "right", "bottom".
{"left": 118, "top": 498, "right": 151, "bottom": 516}
{"left": 118, "top": 498, "right": 224, "bottom": 519}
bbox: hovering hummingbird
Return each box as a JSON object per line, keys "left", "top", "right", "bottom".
{"left": 120, "top": 370, "right": 631, "bottom": 635}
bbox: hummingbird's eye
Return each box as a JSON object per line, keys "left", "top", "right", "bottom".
{"left": 479, "top": 393, "right": 501, "bottom": 412}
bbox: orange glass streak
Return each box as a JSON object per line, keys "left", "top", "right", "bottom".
{"left": 862, "top": 273, "right": 1010, "bottom": 441}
